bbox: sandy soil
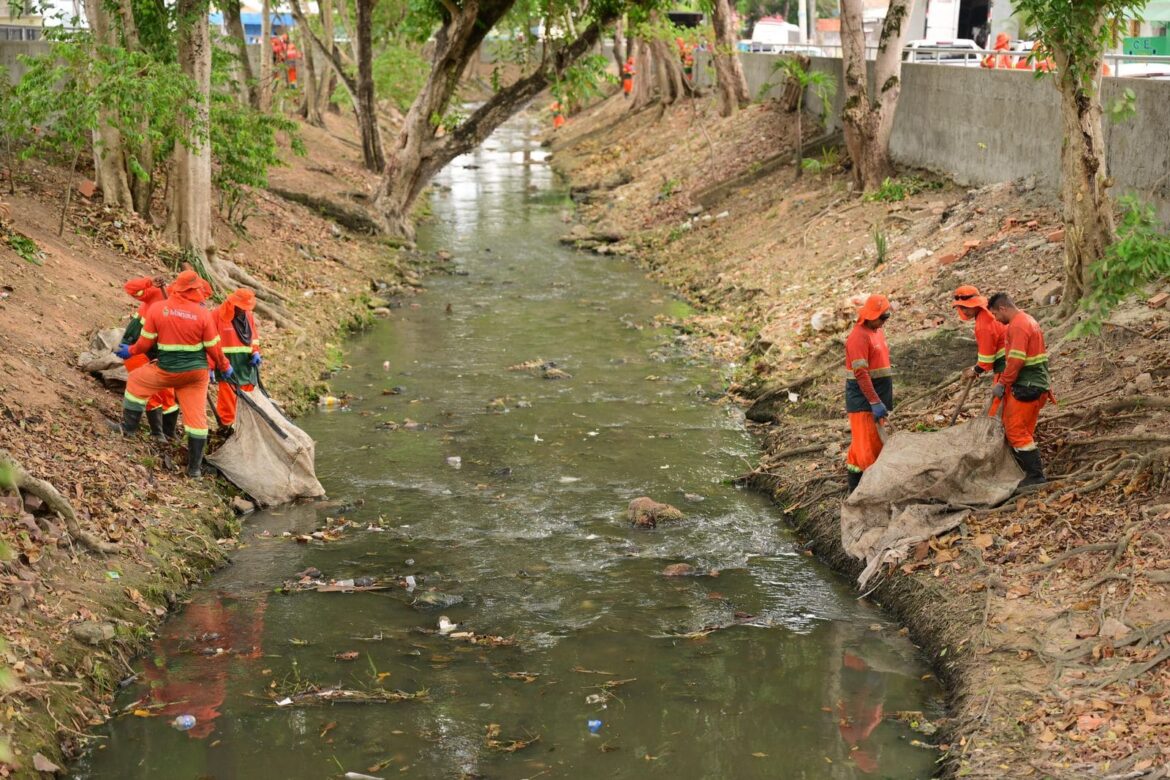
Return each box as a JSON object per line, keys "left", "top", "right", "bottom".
{"left": 0, "top": 111, "right": 421, "bottom": 775}
{"left": 551, "top": 91, "right": 1170, "bottom": 778}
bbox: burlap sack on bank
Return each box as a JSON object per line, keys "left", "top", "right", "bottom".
{"left": 208, "top": 388, "right": 325, "bottom": 507}
{"left": 842, "top": 416, "right": 1024, "bottom": 588}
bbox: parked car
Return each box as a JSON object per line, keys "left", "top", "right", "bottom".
{"left": 776, "top": 45, "right": 826, "bottom": 57}
{"left": 903, "top": 39, "right": 980, "bottom": 65}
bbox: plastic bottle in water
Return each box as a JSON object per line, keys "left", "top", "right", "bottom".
{"left": 587, "top": 719, "right": 602, "bottom": 734}
{"left": 172, "top": 714, "right": 197, "bottom": 731}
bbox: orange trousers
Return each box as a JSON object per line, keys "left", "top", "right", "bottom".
{"left": 846, "top": 411, "right": 884, "bottom": 473}
{"left": 622, "top": 78, "right": 633, "bottom": 95}
{"left": 214, "top": 382, "right": 255, "bottom": 427}
{"left": 553, "top": 114, "right": 565, "bottom": 129}
{"left": 123, "top": 355, "right": 177, "bottom": 413}
{"left": 990, "top": 393, "right": 1047, "bottom": 451}
{"left": 125, "top": 365, "right": 210, "bottom": 438}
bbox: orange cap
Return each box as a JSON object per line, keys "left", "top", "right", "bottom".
{"left": 123, "top": 276, "right": 155, "bottom": 299}
{"left": 856, "top": 294, "right": 891, "bottom": 324}
{"left": 994, "top": 32, "right": 1010, "bottom": 50}
{"left": 170, "top": 270, "right": 202, "bottom": 293}
{"left": 227, "top": 288, "right": 256, "bottom": 311}
{"left": 951, "top": 284, "right": 988, "bottom": 313}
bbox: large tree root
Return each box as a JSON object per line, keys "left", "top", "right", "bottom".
{"left": 203, "top": 248, "right": 298, "bottom": 330}
{"left": 0, "top": 450, "right": 118, "bottom": 554}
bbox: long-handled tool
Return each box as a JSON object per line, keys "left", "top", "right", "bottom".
{"left": 948, "top": 374, "right": 977, "bottom": 426}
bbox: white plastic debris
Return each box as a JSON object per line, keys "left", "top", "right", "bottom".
{"left": 446, "top": 456, "right": 462, "bottom": 469}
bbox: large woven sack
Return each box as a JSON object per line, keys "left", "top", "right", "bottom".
{"left": 207, "top": 388, "right": 325, "bottom": 507}
{"left": 841, "top": 415, "right": 1023, "bottom": 587}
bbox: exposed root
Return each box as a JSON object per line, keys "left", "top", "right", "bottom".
{"left": 0, "top": 449, "right": 118, "bottom": 554}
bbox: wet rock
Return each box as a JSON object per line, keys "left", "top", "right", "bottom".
{"left": 411, "top": 591, "right": 464, "bottom": 610}
{"left": 435, "top": 250, "right": 452, "bottom": 261}
{"left": 662, "top": 563, "right": 695, "bottom": 577}
{"left": 230, "top": 496, "right": 255, "bottom": 515}
{"left": 71, "top": 621, "right": 116, "bottom": 646}
{"left": 542, "top": 367, "right": 573, "bottom": 380}
{"left": 628, "top": 497, "right": 684, "bottom": 529}
{"left": 371, "top": 307, "right": 392, "bottom": 318}
{"left": 1032, "top": 280, "right": 1063, "bottom": 306}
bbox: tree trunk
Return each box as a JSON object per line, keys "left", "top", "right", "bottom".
{"left": 170, "top": 0, "right": 214, "bottom": 262}
{"left": 223, "top": 0, "right": 257, "bottom": 106}
{"left": 793, "top": 91, "right": 804, "bottom": 177}
{"left": 375, "top": 6, "right": 611, "bottom": 237}
{"left": 631, "top": 38, "right": 654, "bottom": 110}
{"left": 83, "top": 0, "right": 134, "bottom": 210}
{"left": 259, "top": 0, "right": 273, "bottom": 111}
{"left": 1053, "top": 46, "right": 1115, "bottom": 313}
{"left": 114, "top": 0, "right": 155, "bottom": 217}
{"left": 612, "top": 19, "right": 624, "bottom": 70}
{"left": 316, "top": 0, "right": 337, "bottom": 115}
{"left": 711, "top": 0, "right": 750, "bottom": 116}
{"left": 300, "top": 27, "right": 324, "bottom": 126}
{"left": 354, "top": 0, "right": 386, "bottom": 170}
{"left": 839, "top": 0, "right": 913, "bottom": 191}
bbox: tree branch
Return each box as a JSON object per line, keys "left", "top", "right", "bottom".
{"left": 288, "top": 0, "right": 356, "bottom": 96}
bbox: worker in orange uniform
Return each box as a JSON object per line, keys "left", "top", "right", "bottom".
{"left": 988, "top": 292, "right": 1051, "bottom": 486}
{"left": 550, "top": 100, "right": 566, "bottom": 130}
{"left": 115, "top": 270, "right": 232, "bottom": 478}
{"left": 118, "top": 277, "right": 179, "bottom": 440}
{"left": 622, "top": 56, "right": 635, "bottom": 97}
{"left": 283, "top": 33, "right": 300, "bottom": 88}
{"left": 844, "top": 294, "right": 894, "bottom": 493}
{"left": 952, "top": 285, "right": 1006, "bottom": 386}
{"left": 213, "top": 288, "right": 261, "bottom": 428}
{"left": 981, "top": 32, "right": 1013, "bottom": 69}
{"left": 676, "top": 37, "right": 694, "bottom": 82}
{"left": 1016, "top": 40, "right": 1054, "bottom": 72}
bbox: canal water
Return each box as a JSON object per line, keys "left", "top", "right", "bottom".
{"left": 76, "top": 117, "right": 942, "bottom": 779}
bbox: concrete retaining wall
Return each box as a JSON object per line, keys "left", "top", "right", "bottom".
{"left": 695, "top": 51, "right": 1170, "bottom": 219}
{"left": 0, "top": 39, "right": 50, "bottom": 82}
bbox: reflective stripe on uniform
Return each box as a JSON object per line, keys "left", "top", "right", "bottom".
{"left": 158, "top": 343, "right": 205, "bottom": 351}
{"left": 1008, "top": 349, "right": 1026, "bottom": 360}
{"left": 164, "top": 404, "right": 179, "bottom": 413}
{"left": 141, "top": 330, "right": 157, "bottom": 339}
{"left": 1023, "top": 354, "right": 1048, "bottom": 365}
{"left": 203, "top": 336, "right": 221, "bottom": 348}
{"left": 123, "top": 391, "right": 148, "bottom": 410}
{"left": 843, "top": 366, "right": 894, "bottom": 379}
{"left": 222, "top": 346, "right": 252, "bottom": 353}
{"left": 851, "top": 359, "right": 869, "bottom": 369}
{"left": 184, "top": 425, "right": 209, "bottom": 438}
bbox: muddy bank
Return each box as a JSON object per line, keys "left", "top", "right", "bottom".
{"left": 549, "top": 94, "right": 1170, "bottom": 777}
{"left": 0, "top": 114, "right": 425, "bottom": 774}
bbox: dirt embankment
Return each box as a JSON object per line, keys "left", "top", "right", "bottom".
{"left": 550, "top": 94, "right": 1170, "bottom": 778}
{"left": 0, "top": 113, "right": 426, "bottom": 774}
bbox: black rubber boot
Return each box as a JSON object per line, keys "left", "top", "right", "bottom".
{"left": 162, "top": 410, "right": 180, "bottom": 441}
{"left": 847, "top": 470, "right": 863, "bottom": 494}
{"left": 1014, "top": 449, "right": 1047, "bottom": 487}
{"left": 120, "top": 407, "right": 144, "bottom": 437}
{"left": 146, "top": 408, "right": 165, "bottom": 440}
{"left": 186, "top": 436, "right": 207, "bottom": 478}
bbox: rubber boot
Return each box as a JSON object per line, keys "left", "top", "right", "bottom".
{"left": 847, "top": 470, "right": 863, "bottom": 494}
{"left": 146, "top": 408, "right": 165, "bottom": 440}
{"left": 162, "top": 410, "right": 180, "bottom": 441}
{"left": 186, "top": 436, "right": 207, "bottom": 478}
{"left": 1013, "top": 449, "right": 1047, "bottom": 488}
{"left": 120, "top": 407, "right": 144, "bottom": 437}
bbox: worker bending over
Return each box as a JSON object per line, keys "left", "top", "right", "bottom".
{"left": 622, "top": 56, "right": 635, "bottom": 97}
{"left": 987, "top": 292, "right": 1051, "bottom": 486}
{"left": 951, "top": 285, "right": 1006, "bottom": 383}
{"left": 213, "top": 288, "right": 262, "bottom": 428}
{"left": 845, "top": 294, "right": 894, "bottom": 493}
{"left": 116, "top": 270, "right": 232, "bottom": 477}
{"left": 119, "top": 277, "right": 179, "bottom": 440}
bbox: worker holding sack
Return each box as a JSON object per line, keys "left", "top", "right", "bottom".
{"left": 213, "top": 288, "right": 262, "bottom": 428}
{"left": 118, "top": 276, "right": 179, "bottom": 440}
{"left": 951, "top": 285, "right": 1006, "bottom": 382}
{"left": 988, "top": 292, "right": 1052, "bottom": 486}
{"left": 844, "top": 294, "right": 894, "bottom": 493}
{"left": 116, "top": 270, "right": 232, "bottom": 478}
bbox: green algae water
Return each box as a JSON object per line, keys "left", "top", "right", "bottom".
{"left": 76, "top": 116, "right": 942, "bottom": 779}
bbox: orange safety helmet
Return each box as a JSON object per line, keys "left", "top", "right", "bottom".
{"left": 856, "top": 294, "right": 891, "bottom": 324}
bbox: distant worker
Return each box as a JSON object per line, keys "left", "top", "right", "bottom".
{"left": 213, "top": 288, "right": 262, "bottom": 428}
{"left": 622, "top": 56, "right": 636, "bottom": 97}
{"left": 676, "top": 37, "right": 694, "bottom": 82}
{"left": 988, "top": 292, "right": 1051, "bottom": 486}
{"left": 119, "top": 277, "right": 179, "bottom": 440}
{"left": 1016, "top": 40, "right": 1054, "bottom": 72}
{"left": 283, "top": 34, "right": 300, "bottom": 88}
{"left": 980, "top": 32, "right": 1013, "bottom": 69}
{"left": 115, "top": 270, "right": 232, "bottom": 478}
{"left": 951, "top": 285, "right": 1006, "bottom": 383}
{"left": 844, "top": 294, "right": 894, "bottom": 493}
{"left": 550, "top": 100, "right": 565, "bottom": 130}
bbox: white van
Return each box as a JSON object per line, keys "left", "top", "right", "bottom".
{"left": 750, "top": 17, "right": 799, "bottom": 53}
{"left": 903, "top": 38, "right": 980, "bottom": 65}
